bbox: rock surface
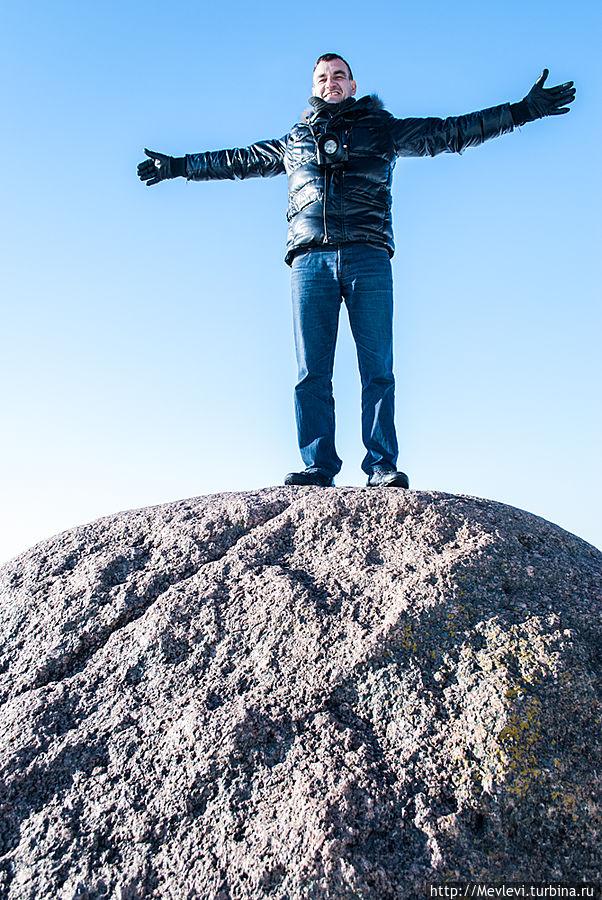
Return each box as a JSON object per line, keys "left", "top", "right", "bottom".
{"left": 0, "top": 487, "right": 600, "bottom": 899}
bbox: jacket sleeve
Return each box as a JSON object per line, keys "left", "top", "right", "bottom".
{"left": 389, "top": 103, "right": 515, "bottom": 157}
{"left": 186, "top": 137, "right": 287, "bottom": 180}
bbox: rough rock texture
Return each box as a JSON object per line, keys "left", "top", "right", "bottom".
{"left": 0, "top": 487, "right": 600, "bottom": 899}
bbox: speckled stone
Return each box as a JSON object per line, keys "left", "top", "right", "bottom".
{"left": 0, "top": 487, "right": 600, "bottom": 899}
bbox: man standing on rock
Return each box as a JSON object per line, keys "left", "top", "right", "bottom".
{"left": 138, "top": 55, "right": 575, "bottom": 488}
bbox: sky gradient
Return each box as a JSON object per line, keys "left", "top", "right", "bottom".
{"left": 1, "top": 0, "right": 601, "bottom": 564}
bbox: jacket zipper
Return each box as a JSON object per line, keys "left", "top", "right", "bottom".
{"left": 323, "top": 168, "right": 329, "bottom": 243}
{"left": 308, "top": 114, "right": 333, "bottom": 244}
{"left": 323, "top": 123, "right": 346, "bottom": 244}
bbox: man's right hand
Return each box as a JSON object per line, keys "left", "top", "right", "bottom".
{"left": 137, "top": 149, "right": 184, "bottom": 186}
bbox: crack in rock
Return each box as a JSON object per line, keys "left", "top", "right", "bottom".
{"left": 0, "top": 492, "right": 295, "bottom": 703}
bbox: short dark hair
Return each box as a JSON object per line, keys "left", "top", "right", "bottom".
{"left": 313, "top": 53, "right": 354, "bottom": 81}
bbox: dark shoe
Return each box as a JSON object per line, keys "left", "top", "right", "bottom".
{"left": 284, "top": 467, "right": 334, "bottom": 487}
{"left": 366, "top": 466, "right": 409, "bottom": 488}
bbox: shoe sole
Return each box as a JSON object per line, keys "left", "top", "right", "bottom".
{"left": 284, "top": 475, "right": 334, "bottom": 487}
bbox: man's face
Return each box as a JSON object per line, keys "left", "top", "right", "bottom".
{"left": 312, "top": 58, "right": 357, "bottom": 103}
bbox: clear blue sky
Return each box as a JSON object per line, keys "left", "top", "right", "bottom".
{"left": 1, "top": 0, "right": 601, "bottom": 564}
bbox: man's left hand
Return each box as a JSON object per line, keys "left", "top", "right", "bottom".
{"left": 523, "top": 69, "right": 576, "bottom": 119}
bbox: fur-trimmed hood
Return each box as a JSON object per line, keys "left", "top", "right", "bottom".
{"left": 301, "top": 94, "right": 384, "bottom": 124}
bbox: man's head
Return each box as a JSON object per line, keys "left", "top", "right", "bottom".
{"left": 312, "top": 53, "right": 357, "bottom": 103}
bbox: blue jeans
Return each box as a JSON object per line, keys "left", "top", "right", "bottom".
{"left": 291, "top": 243, "right": 398, "bottom": 477}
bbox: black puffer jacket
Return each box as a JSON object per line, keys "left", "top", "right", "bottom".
{"left": 186, "top": 95, "right": 515, "bottom": 265}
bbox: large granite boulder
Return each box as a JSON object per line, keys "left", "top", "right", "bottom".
{"left": 0, "top": 487, "right": 600, "bottom": 899}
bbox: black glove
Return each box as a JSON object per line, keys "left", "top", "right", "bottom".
{"left": 137, "top": 149, "right": 186, "bottom": 186}
{"left": 512, "top": 69, "right": 575, "bottom": 126}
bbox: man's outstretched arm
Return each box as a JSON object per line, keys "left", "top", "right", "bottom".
{"left": 390, "top": 69, "right": 575, "bottom": 158}
{"left": 137, "top": 138, "right": 287, "bottom": 186}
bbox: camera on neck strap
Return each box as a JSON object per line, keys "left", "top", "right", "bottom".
{"left": 316, "top": 131, "right": 348, "bottom": 168}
